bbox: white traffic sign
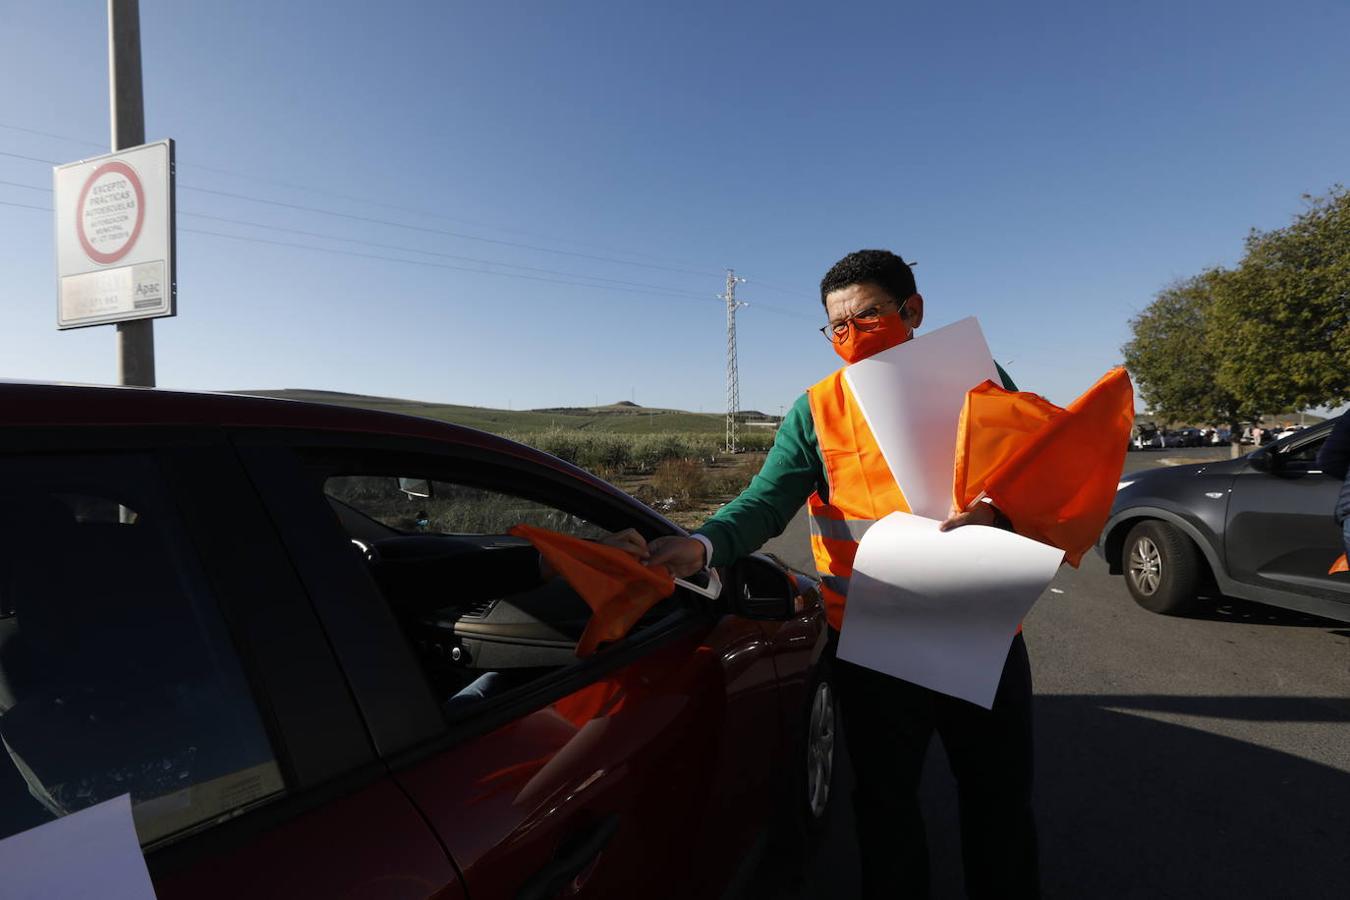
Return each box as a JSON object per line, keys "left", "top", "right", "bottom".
{"left": 53, "top": 139, "right": 175, "bottom": 329}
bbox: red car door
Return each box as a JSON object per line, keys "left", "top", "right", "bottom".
{"left": 240, "top": 438, "right": 791, "bottom": 900}
{"left": 393, "top": 609, "right": 783, "bottom": 900}
{"left": 154, "top": 781, "right": 466, "bottom": 900}
{"left": 151, "top": 444, "right": 467, "bottom": 900}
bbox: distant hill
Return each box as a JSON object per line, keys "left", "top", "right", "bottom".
{"left": 229, "top": 389, "right": 776, "bottom": 435}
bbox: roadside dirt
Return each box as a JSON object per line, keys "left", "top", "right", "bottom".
{"left": 613, "top": 451, "right": 766, "bottom": 529}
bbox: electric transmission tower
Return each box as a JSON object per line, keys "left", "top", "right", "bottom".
{"left": 722, "top": 269, "right": 748, "bottom": 452}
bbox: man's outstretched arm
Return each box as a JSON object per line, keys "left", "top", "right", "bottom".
{"left": 650, "top": 394, "right": 822, "bottom": 577}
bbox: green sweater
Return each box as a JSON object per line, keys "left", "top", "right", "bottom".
{"left": 695, "top": 363, "right": 1015, "bottom": 566}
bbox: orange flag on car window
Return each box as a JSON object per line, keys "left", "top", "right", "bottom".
{"left": 1332, "top": 554, "right": 1348, "bottom": 575}
{"left": 953, "top": 367, "right": 1135, "bottom": 566}
{"left": 509, "top": 524, "right": 675, "bottom": 657}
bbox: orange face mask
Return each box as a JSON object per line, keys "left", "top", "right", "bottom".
{"left": 832, "top": 311, "right": 913, "bottom": 364}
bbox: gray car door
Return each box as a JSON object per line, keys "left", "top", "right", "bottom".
{"left": 1224, "top": 428, "right": 1350, "bottom": 605}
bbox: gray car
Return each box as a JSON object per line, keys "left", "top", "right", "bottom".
{"left": 1098, "top": 419, "right": 1350, "bottom": 623}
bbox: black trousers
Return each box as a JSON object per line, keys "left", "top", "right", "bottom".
{"left": 831, "top": 631, "right": 1039, "bottom": 900}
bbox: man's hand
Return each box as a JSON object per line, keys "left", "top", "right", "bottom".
{"left": 647, "top": 536, "right": 708, "bottom": 578}
{"left": 599, "top": 527, "right": 651, "bottom": 561}
{"left": 540, "top": 528, "right": 650, "bottom": 580}
{"left": 939, "top": 501, "right": 1000, "bottom": 532}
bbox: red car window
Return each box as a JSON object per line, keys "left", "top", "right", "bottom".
{"left": 0, "top": 452, "right": 285, "bottom": 848}
{"left": 320, "top": 470, "right": 680, "bottom": 720}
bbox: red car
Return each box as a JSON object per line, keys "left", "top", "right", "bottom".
{"left": 0, "top": 382, "right": 834, "bottom": 899}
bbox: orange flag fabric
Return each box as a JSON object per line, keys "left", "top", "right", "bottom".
{"left": 1332, "top": 554, "right": 1348, "bottom": 575}
{"left": 509, "top": 524, "right": 675, "bottom": 657}
{"left": 953, "top": 367, "right": 1135, "bottom": 566}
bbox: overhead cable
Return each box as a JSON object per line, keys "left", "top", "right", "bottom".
{"left": 0, "top": 122, "right": 721, "bottom": 275}
{"left": 178, "top": 184, "right": 718, "bottom": 277}
{"left": 0, "top": 176, "right": 811, "bottom": 317}
{"left": 176, "top": 225, "right": 727, "bottom": 303}
{"left": 0, "top": 178, "right": 731, "bottom": 297}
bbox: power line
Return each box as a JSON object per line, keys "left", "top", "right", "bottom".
{"left": 178, "top": 183, "right": 718, "bottom": 277}
{"left": 1, "top": 193, "right": 815, "bottom": 318}
{"left": 181, "top": 161, "right": 723, "bottom": 275}
{"left": 0, "top": 149, "right": 59, "bottom": 166}
{"left": 739, "top": 301, "right": 815, "bottom": 321}
{"left": 176, "top": 225, "right": 726, "bottom": 303}
{"left": 180, "top": 212, "right": 811, "bottom": 317}
{"left": 177, "top": 211, "right": 719, "bottom": 295}
{"left": 0, "top": 122, "right": 103, "bottom": 150}
{"left": 0, "top": 179, "right": 51, "bottom": 193}
{"left": 4, "top": 140, "right": 816, "bottom": 319}
{"left": 0, "top": 121, "right": 722, "bottom": 276}
{"left": 0, "top": 198, "right": 52, "bottom": 214}
{"left": 4, "top": 143, "right": 713, "bottom": 277}
{"left": 743, "top": 275, "right": 815, "bottom": 301}
{"left": 0, "top": 177, "right": 731, "bottom": 298}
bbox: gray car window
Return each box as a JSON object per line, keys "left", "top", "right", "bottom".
{"left": 1283, "top": 435, "right": 1327, "bottom": 468}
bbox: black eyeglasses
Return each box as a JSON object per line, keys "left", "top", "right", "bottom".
{"left": 819, "top": 301, "right": 901, "bottom": 343}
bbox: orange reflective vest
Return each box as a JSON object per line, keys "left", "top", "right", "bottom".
{"left": 806, "top": 365, "right": 1134, "bottom": 631}
{"left": 805, "top": 369, "right": 911, "bottom": 630}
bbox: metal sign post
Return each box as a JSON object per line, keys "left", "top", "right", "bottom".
{"left": 110, "top": 0, "right": 154, "bottom": 386}
{"left": 44, "top": 0, "right": 172, "bottom": 385}
{"left": 52, "top": 1, "right": 172, "bottom": 384}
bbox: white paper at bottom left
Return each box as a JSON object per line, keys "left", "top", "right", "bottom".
{"left": 0, "top": 793, "right": 157, "bottom": 900}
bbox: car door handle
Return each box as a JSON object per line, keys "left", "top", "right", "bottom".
{"left": 516, "top": 814, "right": 621, "bottom": 900}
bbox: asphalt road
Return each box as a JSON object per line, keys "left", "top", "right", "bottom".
{"left": 755, "top": 447, "right": 1350, "bottom": 899}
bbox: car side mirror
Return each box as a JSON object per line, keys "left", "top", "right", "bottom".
{"left": 726, "top": 553, "right": 815, "bottom": 620}
{"left": 1248, "top": 449, "right": 1277, "bottom": 473}
{"left": 398, "top": 477, "right": 433, "bottom": 499}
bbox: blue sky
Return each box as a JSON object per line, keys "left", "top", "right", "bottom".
{"left": 2, "top": 1, "right": 1347, "bottom": 414}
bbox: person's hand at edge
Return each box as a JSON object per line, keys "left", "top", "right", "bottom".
{"left": 599, "top": 527, "right": 651, "bottom": 561}
{"left": 538, "top": 527, "right": 651, "bottom": 580}
{"left": 647, "top": 535, "right": 707, "bottom": 579}
{"left": 939, "top": 500, "right": 1001, "bottom": 531}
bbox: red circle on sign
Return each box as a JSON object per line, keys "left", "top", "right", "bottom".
{"left": 76, "top": 160, "right": 146, "bottom": 264}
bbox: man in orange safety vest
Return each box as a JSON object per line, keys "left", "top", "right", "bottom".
{"left": 646, "top": 249, "right": 1040, "bottom": 899}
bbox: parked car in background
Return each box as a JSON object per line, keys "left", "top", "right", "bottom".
{"left": 1174, "top": 427, "right": 1204, "bottom": 447}
{"left": 0, "top": 382, "right": 835, "bottom": 900}
{"left": 1133, "top": 425, "right": 1162, "bottom": 450}
{"left": 1157, "top": 429, "right": 1186, "bottom": 449}
{"left": 1098, "top": 417, "right": 1350, "bottom": 623}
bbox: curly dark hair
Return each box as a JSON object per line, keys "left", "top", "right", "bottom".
{"left": 819, "top": 249, "right": 916, "bottom": 307}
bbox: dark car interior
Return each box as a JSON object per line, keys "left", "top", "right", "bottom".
{"left": 325, "top": 487, "right": 685, "bottom": 716}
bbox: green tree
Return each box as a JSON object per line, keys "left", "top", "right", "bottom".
{"left": 1209, "top": 186, "right": 1350, "bottom": 411}
{"left": 1123, "top": 271, "right": 1256, "bottom": 434}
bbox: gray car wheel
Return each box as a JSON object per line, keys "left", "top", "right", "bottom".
{"left": 1123, "top": 520, "right": 1202, "bottom": 615}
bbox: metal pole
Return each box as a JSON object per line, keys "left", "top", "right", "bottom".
{"left": 109, "top": 0, "right": 155, "bottom": 387}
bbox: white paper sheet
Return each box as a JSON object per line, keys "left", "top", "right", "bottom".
{"left": 843, "top": 317, "right": 999, "bottom": 520}
{"left": 836, "top": 512, "right": 1063, "bottom": 708}
{"left": 0, "top": 794, "right": 157, "bottom": 900}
